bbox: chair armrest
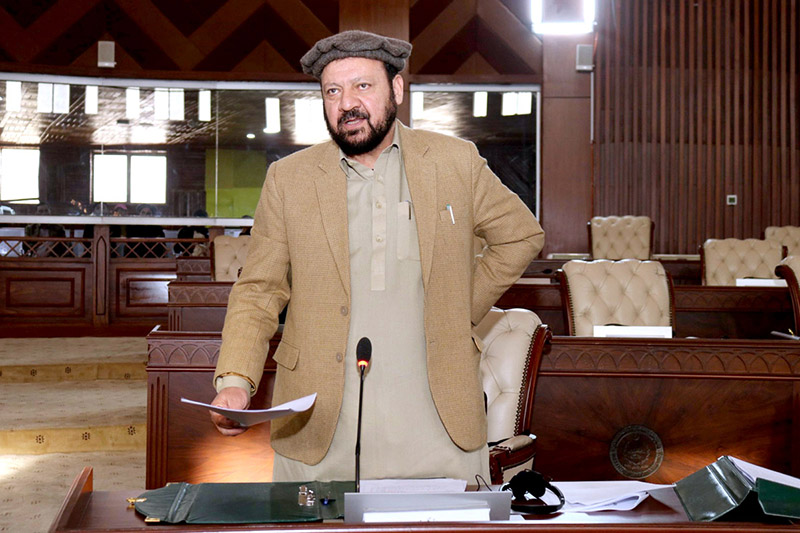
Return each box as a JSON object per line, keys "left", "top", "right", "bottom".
{"left": 489, "top": 435, "right": 536, "bottom": 485}
{"left": 492, "top": 434, "right": 535, "bottom": 452}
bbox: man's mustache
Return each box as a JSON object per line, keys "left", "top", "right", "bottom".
{"left": 338, "top": 109, "right": 369, "bottom": 126}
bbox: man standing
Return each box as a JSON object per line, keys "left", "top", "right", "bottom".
{"left": 210, "top": 30, "right": 544, "bottom": 482}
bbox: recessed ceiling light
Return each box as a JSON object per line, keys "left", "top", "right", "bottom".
{"left": 246, "top": 133, "right": 256, "bottom": 139}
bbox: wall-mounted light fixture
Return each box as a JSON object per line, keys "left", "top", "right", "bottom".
{"left": 5, "top": 81, "right": 21, "bottom": 112}
{"left": 472, "top": 92, "right": 488, "bottom": 118}
{"left": 198, "top": 90, "right": 211, "bottom": 122}
{"left": 85, "top": 86, "right": 98, "bottom": 115}
{"left": 264, "top": 97, "right": 280, "bottom": 133}
{"left": 531, "top": 0, "right": 595, "bottom": 35}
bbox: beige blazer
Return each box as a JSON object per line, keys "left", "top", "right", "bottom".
{"left": 215, "top": 123, "right": 544, "bottom": 465}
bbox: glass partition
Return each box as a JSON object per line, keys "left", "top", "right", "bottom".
{"left": 409, "top": 85, "right": 540, "bottom": 217}
{"left": 0, "top": 75, "right": 539, "bottom": 219}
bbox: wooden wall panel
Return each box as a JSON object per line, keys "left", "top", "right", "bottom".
{"left": 110, "top": 262, "right": 175, "bottom": 323}
{"left": 0, "top": 0, "right": 337, "bottom": 79}
{"left": 0, "top": 0, "right": 541, "bottom": 79}
{"left": 594, "top": 0, "right": 800, "bottom": 255}
{"left": 541, "top": 97, "right": 593, "bottom": 254}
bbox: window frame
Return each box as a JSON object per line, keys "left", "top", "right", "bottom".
{"left": 0, "top": 147, "right": 41, "bottom": 204}
{"left": 91, "top": 151, "right": 168, "bottom": 205}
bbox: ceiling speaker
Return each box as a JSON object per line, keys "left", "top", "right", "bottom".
{"left": 576, "top": 44, "right": 593, "bottom": 72}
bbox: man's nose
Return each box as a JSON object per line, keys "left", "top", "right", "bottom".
{"left": 339, "top": 89, "right": 360, "bottom": 111}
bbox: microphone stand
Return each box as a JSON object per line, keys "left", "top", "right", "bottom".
{"left": 355, "top": 364, "right": 366, "bottom": 492}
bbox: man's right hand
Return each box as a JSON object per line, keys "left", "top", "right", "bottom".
{"left": 210, "top": 387, "right": 251, "bottom": 436}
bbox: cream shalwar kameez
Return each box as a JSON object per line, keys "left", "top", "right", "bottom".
{"left": 273, "top": 130, "right": 488, "bottom": 482}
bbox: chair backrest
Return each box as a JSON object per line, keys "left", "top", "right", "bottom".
{"left": 701, "top": 238, "right": 782, "bottom": 286}
{"left": 765, "top": 226, "right": 800, "bottom": 257}
{"left": 558, "top": 259, "right": 674, "bottom": 337}
{"left": 775, "top": 255, "right": 800, "bottom": 335}
{"left": 477, "top": 307, "right": 548, "bottom": 444}
{"left": 588, "top": 215, "right": 653, "bottom": 260}
{"left": 213, "top": 235, "right": 251, "bottom": 281}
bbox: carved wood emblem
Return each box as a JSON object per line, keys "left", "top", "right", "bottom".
{"left": 609, "top": 425, "right": 664, "bottom": 479}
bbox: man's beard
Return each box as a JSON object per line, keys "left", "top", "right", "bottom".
{"left": 325, "top": 94, "right": 398, "bottom": 157}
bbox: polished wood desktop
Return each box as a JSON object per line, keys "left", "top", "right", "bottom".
{"left": 523, "top": 258, "right": 703, "bottom": 286}
{"left": 51, "top": 467, "right": 800, "bottom": 532}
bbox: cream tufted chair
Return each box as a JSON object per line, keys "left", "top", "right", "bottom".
{"left": 212, "top": 235, "right": 251, "bottom": 282}
{"left": 701, "top": 238, "right": 783, "bottom": 286}
{"left": 766, "top": 226, "right": 800, "bottom": 257}
{"left": 588, "top": 215, "right": 653, "bottom": 260}
{"left": 557, "top": 259, "right": 674, "bottom": 337}
{"left": 775, "top": 256, "right": 800, "bottom": 335}
{"left": 476, "top": 307, "right": 551, "bottom": 484}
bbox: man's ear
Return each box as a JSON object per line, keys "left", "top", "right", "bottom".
{"left": 392, "top": 74, "right": 404, "bottom": 106}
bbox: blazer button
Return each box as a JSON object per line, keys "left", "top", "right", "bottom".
{"left": 335, "top": 352, "right": 343, "bottom": 362}
{"left": 340, "top": 306, "right": 348, "bottom": 316}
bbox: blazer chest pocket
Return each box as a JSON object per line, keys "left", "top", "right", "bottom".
{"left": 272, "top": 340, "right": 299, "bottom": 371}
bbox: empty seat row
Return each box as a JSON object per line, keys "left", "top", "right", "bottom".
{"left": 557, "top": 255, "right": 800, "bottom": 338}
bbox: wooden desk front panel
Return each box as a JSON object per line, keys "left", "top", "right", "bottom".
{"left": 148, "top": 332, "right": 800, "bottom": 488}
{"left": 175, "top": 256, "right": 212, "bottom": 281}
{"left": 531, "top": 337, "right": 800, "bottom": 484}
{"left": 0, "top": 259, "right": 91, "bottom": 323}
{"left": 672, "top": 286, "right": 794, "bottom": 339}
{"left": 496, "top": 283, "right": 564, "bottom": 333}
{"left": 495, "top": 284, "right": 793, "bottom": 338}
{"left": 147, "top": 331, "right": 279, "bottom": 489}
{"left": 167, "top": 281, "right": 232, "bottom": 331}
{"left": 110, "top": 259, "right": 176, "bottom": 324}
{"left": 0, "top": 259, "right": 94, "bottom": 323}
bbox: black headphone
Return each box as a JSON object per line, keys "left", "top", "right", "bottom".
{"left": 501, "top": 469, "right": 565, "bottom": 514}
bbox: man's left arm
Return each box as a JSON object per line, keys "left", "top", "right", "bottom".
{"left": 470, "top": 145, "right": 544, "bottom": 325}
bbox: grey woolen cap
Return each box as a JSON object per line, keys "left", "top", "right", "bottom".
{"left": 300, "top": 30, "right": 412, "bottom": 79}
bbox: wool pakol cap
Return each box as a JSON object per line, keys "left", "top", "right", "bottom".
{"left": 300, "top": 30, "right": 412, "bottom": 79}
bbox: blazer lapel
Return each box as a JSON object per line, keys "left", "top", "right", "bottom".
{"left": 399, "top": 124, "right": 437, "bottom": 288}
{"left": 315, "top": 144, "right": 350, "bottom": 297}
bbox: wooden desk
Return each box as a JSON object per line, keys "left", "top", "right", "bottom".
{"left": 496, "top": 284, "right": 794, "bottom": 338}
{"left": 524, "top": 258, "right": 702, "bottom": 286}
{"left": 532, "top": 336, "right": 800, "bottom": 483}
{"left": 166, "top": 281, "right": 793, "bottom": 339}
{"left": 175, "top": 256, "right": 212, "bottom": 282}
{"left": 53, "top": 467, "right": 800, "bottom": 532}
{"left": 167, "top": 281, "right": 232, "bottom": 331}
{"left": 166, "top": 281, "right": 286, "bottom": 332}
{"left": 146, "top": 329, "right": 278, "bottom": 489}
{"left": 146, "top": 330, "right": 800, "bottom": 489}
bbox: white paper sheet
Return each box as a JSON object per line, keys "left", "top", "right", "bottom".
{"left": 557, "top": 480, "right": 673, "bottom": 513}
{"left": 181, "top": 393, "right": 316, "bottom": 427}
{"left": 360, "top": 478, "right": 468, "bottom": 494}
{"left": 729, "top": 456, "right": 800, "bottom": 489}
{"left": 592, "top": 325, "right": 673, "bottom": 338}
{"left": 735, "top": 278, "right": 787, "bottom": 287}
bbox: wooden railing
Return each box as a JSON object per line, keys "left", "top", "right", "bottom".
{"left": 0, "top": 228, "right": 211, "bottom": 335}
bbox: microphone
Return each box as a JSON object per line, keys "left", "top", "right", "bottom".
{"left": 355, "top": 337, "right": 371, "bottom": 492}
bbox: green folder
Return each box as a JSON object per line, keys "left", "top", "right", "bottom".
{"left": 673, "top": 456, "right": 800, "bottom": 523}
{"left": 134, "top": 480, "right": 354, "bottom": 524}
